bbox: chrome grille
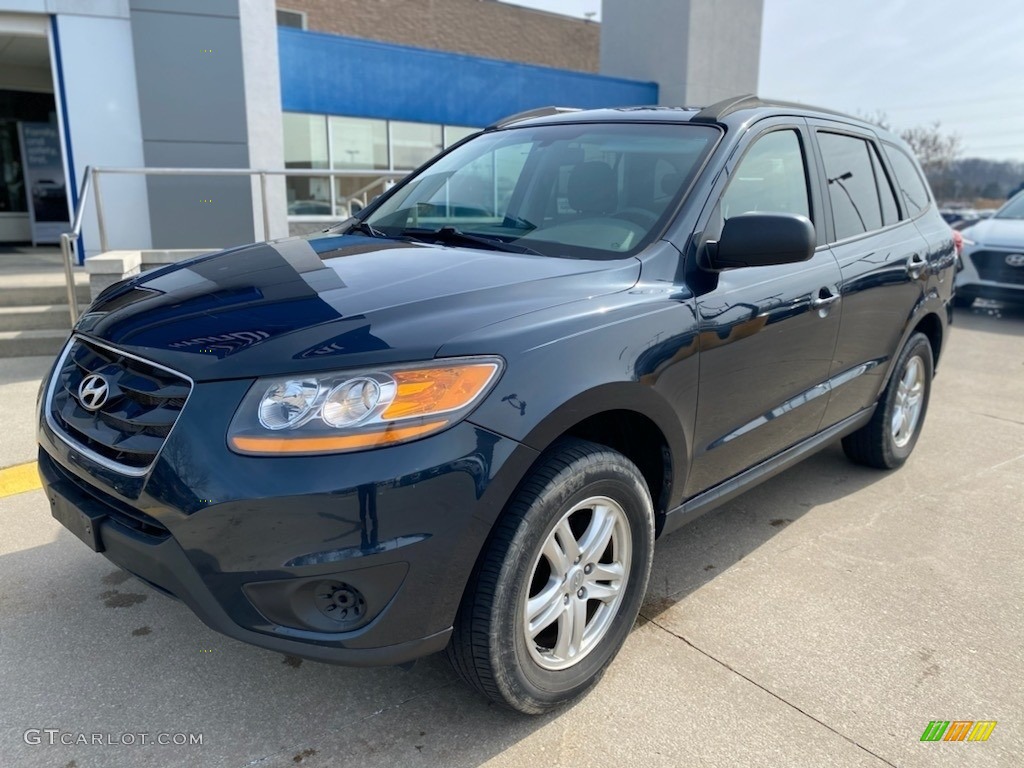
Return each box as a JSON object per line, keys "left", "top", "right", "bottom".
{"left": 47, "top": 337, "right": 192, "bottom": 475}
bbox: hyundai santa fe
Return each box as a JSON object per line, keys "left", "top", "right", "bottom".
{"left": 38, "top": 96, "right": 956, "bottom": 714}
{"left": 955, "top": 190, "right": 1024, "bottom": 307}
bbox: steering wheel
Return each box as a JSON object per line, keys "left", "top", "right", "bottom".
{"left": 612, "top": 207, "right": 659, "bottom": 228}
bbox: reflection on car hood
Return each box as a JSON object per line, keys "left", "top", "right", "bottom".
{"left": 75, "top": 234, "right": 641, "bottom": 380}
{"left": 963, "top": 218, "right": 1024, "bottom": 248}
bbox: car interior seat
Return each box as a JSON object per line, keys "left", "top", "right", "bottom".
{"left": 567, "top": 161, "right": 619, "bottom": 216}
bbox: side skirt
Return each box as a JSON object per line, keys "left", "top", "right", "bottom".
{"left": 661, "top": 407, "right": 875, "bottom": 537}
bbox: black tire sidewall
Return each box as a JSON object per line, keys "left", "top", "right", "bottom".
{"left": 490, "top": 453, "right": 654, "bottom": 710}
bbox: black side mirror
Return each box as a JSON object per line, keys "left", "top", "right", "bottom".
{"left": 705, "top": 213, "right": 816, "bottom": 270}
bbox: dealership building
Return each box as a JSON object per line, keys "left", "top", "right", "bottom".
{"left": 0, "top": 0, "right": 761, "bottom": 256}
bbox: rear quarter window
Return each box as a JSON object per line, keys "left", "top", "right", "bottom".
{"left": 884, "top": 144, "right": 932, "bottom": 217}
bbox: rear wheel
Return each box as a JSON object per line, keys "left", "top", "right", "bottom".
{"left": 446, "top": 438, "right": 654, "bottom": 714}
{"left": 842, "top": 332, "right": 933, "bottom": 469}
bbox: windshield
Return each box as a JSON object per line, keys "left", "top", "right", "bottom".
{"left": 995, "top": 192, "right": 1024, "bottom": 220}
{"left": 361, "top": 122, "right": 718, "bottom": 257}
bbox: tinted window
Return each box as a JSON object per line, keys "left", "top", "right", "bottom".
{"left": 871, "top": 148, "right": 900, "bottom": 225}
{"left": 885, "top": 144, "right": 931, "bottom": 217}
{"left": 819, "top": 132, "right": 893, "bottom": 240}
{"left": 721, "top": 130, "right": 810, "bottom": 220}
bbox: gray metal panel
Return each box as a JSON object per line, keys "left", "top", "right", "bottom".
{"left": 130, "top": 9, "right": 247, "bottom": 144}
{"left": 600, "top": 0, "right": 690, "bottom": 106}
{"left": 129, "top": 0, "right": 238, "bottom": 17}
{"left": 0, "top": 0, "right": 47, "bottom": 13}
{"left": 45, "top": 0, "right": 129, "bottom": 17}
{"left": 142, "top": 141, "right": 255, "bottom": 249}
{"left": 600, "top": 0, "right": 762, "bottom": 107}
{"left": 684, "top": 0, "right": 763, "bottom": 105}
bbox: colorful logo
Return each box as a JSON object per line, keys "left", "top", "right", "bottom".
{"left": 920, "top": 721, "right": 997, "bottom": 742}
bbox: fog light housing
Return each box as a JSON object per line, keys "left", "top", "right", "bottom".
{"left": 313, "top": 581, "right": 366, "bottom": 626}
{"left": 242, "top": 562, "right": 408, "bottom": 634}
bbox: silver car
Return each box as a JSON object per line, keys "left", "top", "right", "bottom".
{"left": 956, "top": 192, "right": 1024, "bottom": 306}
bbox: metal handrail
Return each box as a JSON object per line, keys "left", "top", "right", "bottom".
{"left": 59, "top": 164, "right": 93, "bottom": 325}
{"left": 59, "top": 166, "right": 407, "bottom": 324}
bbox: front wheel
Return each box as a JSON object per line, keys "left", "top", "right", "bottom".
{"left": 446, "top": 438, "right": 654, "bottom": 714}
{"left": 842, "top": 332, "right": 933, "bottom": 469}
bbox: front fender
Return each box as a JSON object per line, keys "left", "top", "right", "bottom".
{"left": 456, "top": 302, "right": 699, "bottom": 510}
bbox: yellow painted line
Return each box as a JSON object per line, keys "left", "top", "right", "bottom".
{"left": 0, "top": 461, "right": 42, "bottom": 499}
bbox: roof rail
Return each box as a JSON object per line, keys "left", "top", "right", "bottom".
{"left": 488, "top": 106, "right": 581, "bottom": 129}
{"left": 691, "top": 94, "right": 761, "bottom": 123}
{"left": 691, "top": 94, "right": 860, "bottom": 124}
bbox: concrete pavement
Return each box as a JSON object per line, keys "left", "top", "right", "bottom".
{"left": 0, "top": 355, "right": 53, "bottom": 470}
{"left": 0, "top": 303, "right": 1021, "bottom": 767}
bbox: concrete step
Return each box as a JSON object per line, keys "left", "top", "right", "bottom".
{"left": 0, "top": 305, "right": 73, "bottom": 333}
{"left": 0, "top": 329, "right": 69, "bottom": 359}
{"left": 0, "top": 284, "right": 91, "bottom": 308}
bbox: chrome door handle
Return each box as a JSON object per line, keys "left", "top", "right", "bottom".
{"left": 907, "top": 253, "right": 928, "bottom": 279}
{"left": 810, "top": 288, "right": 840, "bottom": 310}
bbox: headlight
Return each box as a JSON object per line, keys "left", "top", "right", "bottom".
{"left": 228, "top": 356, "right": 503, "bottom": 455}
{"left": 258, "top": 379, "right": 320, "bottom": 430}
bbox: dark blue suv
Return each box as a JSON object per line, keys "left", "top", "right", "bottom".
{"left": 38, "top": 96, "right": 955, "bottom": 713}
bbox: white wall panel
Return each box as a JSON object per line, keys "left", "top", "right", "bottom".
{"left": 53, "top": 12, "right": 150, "bottom": 254}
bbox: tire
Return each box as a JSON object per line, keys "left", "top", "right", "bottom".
{"left": 446, "top": 438, "right": 655, "bottom": 714}
{"left": 842, "top": 332, "right": 933, "bottom": 469}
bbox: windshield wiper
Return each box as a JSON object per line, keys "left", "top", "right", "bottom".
{"left": 349, "top": 219, "right": 387, "bottom": 238}
{"left": 401, "top": 226, "right": 542, "bottom": 256}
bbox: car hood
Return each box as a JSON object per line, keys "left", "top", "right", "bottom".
{"left": 963, "top": 218, "right": 1024, "bottom": 248}
{"left": 75, "top": 233, "right": 641, "bottom": 380}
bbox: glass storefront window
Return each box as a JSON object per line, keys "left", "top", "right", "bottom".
{"left": 411, "top": 140, "right": 531, "bottom": 225}
{"left": 443, "top": 125, "right": 477, "bottom": 149}
{"left": 330, "top": 116, "right": 388, "bottom": 170}
{"left": 283, "top": 113, "right": 329, "bottom": 214}
{"left": 391, "top": 121, "right": 443, "bottom": 170}
{"left": 282, "top": 113, "right": 480, "bottom": 218}
{"left": 334, "top": 175, "right": 393, "bottom": 218}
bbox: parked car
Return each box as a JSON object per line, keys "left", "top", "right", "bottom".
{"left": 287, "top": 199, "right": 332, "bottom": 216}
{"left": 940, "top": 208, "right": 971, "bottom": 226}
{"left": 38, "top": 96, "right": 955, "bottom": 714}
{"left": 955, "top": 191, "right": 1024, "bottom": 306}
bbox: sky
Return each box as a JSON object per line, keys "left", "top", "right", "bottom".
{"left": 499, "top": 0, "right": 1024, "bottom": 162}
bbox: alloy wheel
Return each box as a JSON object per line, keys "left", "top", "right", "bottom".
{"left": 522, "top": 496, "right": 632, "bottom": 671}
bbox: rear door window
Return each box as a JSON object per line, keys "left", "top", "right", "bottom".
{"left": 818, "top": 132, "right": 896, "bottom": 240}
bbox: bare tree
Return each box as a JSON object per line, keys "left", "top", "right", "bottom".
{"left": 899, "top": 123, "right": 963, "bottom": 174}
{"left": 857, "top": 111, "right": 965, "bottom": 199}
{"left": 858, "top": 111, "right": 962, "bottom": 172}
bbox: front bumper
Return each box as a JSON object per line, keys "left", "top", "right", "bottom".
{"left": 38, "top": 374, "right": 538, "bottom": 666}
{"left": 956, "top": 245, "right": 1024, "bottom": 303}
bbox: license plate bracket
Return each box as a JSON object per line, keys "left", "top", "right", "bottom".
{"left": 48, "top": 484, "right": 106, "bottom": 552}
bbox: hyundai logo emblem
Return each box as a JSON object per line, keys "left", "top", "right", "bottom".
{"left": 1005, "top": 253, "right": 1024, "bottom": 268}
{"left": 78, "top": 374, "right": 110, "bottom": 411}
